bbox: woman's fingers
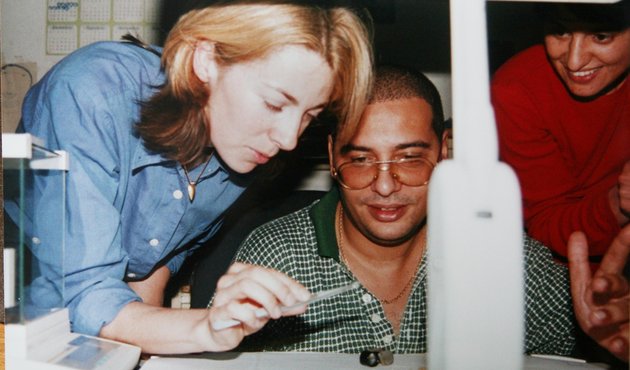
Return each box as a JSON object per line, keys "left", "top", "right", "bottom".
{"left": 568, "top": 231, "right": 590, "bottom": 317}
{"left": 214, "top": 263, "right": 309, "bottom": 310}
{"left": 590, "top": 273, "right": 629, "bottom": 301}
{"left": 568, "top": 227, "right": 630, "bottom": 363}
{"left": 588, "top": 297, "right": 629, "bottom": 327}
{"left": 596, "top": 225, "right": 630, "bottom": 276}
{"left": 209, "top": 262, "right": 311, "bottom": 340}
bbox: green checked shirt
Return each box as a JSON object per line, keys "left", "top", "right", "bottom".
{"left": 233, "top": 187, "right": 576, "bottom": 354}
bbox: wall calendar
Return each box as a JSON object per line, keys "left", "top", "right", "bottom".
{"left": 46, "top": 0, "right": 161, "bottom": 55}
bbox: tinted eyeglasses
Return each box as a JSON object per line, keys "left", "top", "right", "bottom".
{"left": 332, "top": 157, "right": 436, "bottom": 190}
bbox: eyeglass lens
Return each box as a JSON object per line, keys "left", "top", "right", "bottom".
{"left": 337, "top": 158, "right": 433, "bottom": 190}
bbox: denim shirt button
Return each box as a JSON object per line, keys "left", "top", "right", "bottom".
{"left": 149, "top": 238, "right": 159, "bottom": 247}
{"left": 173, "top": 190, "right": 183, "bottom": 200}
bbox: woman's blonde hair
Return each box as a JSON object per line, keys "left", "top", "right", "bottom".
{"left": 137, "top": 0, "right": 373, "bottom": 166}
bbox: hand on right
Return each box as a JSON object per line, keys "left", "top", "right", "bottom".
{"left": 568, "top": 226, "right": 630, "bottom": 362}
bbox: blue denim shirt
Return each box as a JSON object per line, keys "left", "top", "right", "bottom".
{"left": 13, "top": 41, "right": 249, "bottom": 336}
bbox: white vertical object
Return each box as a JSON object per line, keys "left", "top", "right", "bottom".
{"left": 4, "top": 248, "right": 16, "bottom": 308}
{"left": 427, "top": 0, "right": 524, "bottom": 369}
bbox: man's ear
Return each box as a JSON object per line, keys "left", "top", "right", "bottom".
{"left": 193, "top": 41, "right": 218, "bottom": 83}
{"left": 440, "top": 128, "right": 452, "bottom": 161}
{"left": 327, "top": 135, "right": 336, "bottom": 177}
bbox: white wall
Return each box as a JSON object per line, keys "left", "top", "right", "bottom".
{"left": 2, "top": 0, "right": 63, "bottom": 75}
{"left": 1, "top": 0, "right": 163, "bottom": 133}
{"left": 426, "top": 72, "right": 452, "bottom": 121}
{"left": 2, "top": 0, "right": 60, "bottom": 133}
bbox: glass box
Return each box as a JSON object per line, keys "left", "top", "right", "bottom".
{"left": 2, "top": 133, "right": 141, "bottom": 370}
{"left": 3, "top": 133, "right": 68, "bottom": 324}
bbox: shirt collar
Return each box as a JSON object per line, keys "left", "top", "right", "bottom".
{"left": 309, "top": 185, "right": 341, "bottom": 261}
{"left": 132, "top": 141, "right": 172, "bottom": 170}
{"left": 131, "top": 142, "right": 223, "bottom": 179}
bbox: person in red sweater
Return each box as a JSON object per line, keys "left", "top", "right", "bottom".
{"left": 491, "top": 2, "right": 630, "bottom": 265}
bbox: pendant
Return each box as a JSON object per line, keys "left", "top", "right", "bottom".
{"left": 187, "top": 183, "right": 196, "bottom": 202}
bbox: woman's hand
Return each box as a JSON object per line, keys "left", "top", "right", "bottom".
{"left": 569, "top": 226, "right": 630, "bottom": 362}
{"left": 205, "top": 262, "right": 311, "bottom": 351}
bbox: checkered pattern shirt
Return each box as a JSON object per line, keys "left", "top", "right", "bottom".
{"left": 232, "top": 188, "right": 576, "bottom": 354}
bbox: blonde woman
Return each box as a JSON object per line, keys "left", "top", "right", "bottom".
{"left": 14, "top": 0, "right": 373, "bottom": 354}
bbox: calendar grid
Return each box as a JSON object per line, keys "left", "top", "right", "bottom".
{"left": 46, "top": 0, "right": 161, "bottom": 55}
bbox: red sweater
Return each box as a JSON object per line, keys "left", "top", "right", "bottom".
{"left": 491, "top": 45, "right": 629, "bottom": 260}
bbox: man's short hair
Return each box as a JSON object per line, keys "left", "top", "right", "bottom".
{"left": 368, "top": 65, "right": 445, "bottom": 138}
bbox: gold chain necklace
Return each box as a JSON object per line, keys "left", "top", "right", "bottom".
{"left": 182, "top": 150, "right": 214, "bottom": 202}
{"left": 335, "top": 205, "right": 422, "bottom": 305}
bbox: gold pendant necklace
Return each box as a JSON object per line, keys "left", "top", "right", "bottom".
{"left": 182, "top": 150, "right": 214, "bottom": 202}
{"left": 336, "top": 205, "right": 423, "bottom": 305}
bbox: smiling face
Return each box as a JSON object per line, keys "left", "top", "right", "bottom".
{"left": 544, "top": 28, "right": 630, "bottom": 98}
{"left": 196, "top": 44, "right": 334, "bottom": 174}
{"left": 330, "top": 98, "right": 447, "bottom": 246}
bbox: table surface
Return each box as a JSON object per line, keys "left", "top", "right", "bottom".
{"left": 140, "top": 352, "right": 610, "bottom": 370}
{"left": 0, "top": 322, "right": 612, "bottom": 370}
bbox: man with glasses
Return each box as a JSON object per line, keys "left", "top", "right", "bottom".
{"left": 224, "top": 66, "right": 628, "bottom": 361}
